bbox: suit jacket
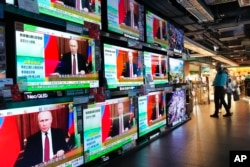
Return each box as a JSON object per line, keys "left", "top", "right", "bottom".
{"left": 55, "top": 52, "right": 87, "bottom": 75}
{"left": 109, "top": 114, "right": 131, "bottom": 137}
{"left": 156, "top": 27, "right": 167, "bottom": 40}
{"left": 63, "top": 0, "right": 89, "bottom": 9}
{"left": 155, "top": 64, "right": 166, "bottom": 76}
{"left": 123, "top": 11, "right": 139, "bottom": 28}
{"left": 20, "top": 128, "right": 69, "bottom": 167}
{"left": 151, "top": 103, "right": 164, "bottom": 120}
{"left": 122, "top": 62, "right": 138, "bottom": 77}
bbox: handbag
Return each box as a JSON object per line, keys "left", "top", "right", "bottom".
{"left": 233, "top": 90, "right": 239, "bottom": 101}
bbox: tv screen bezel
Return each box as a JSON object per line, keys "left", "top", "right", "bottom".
{"left": 37, "top": 0, "right": 101, "bottom": 26}
{"left": 0, "top": 101, "right": 84, "bottom": 167}
{"left": 137, "top": 91, "right": 166, "bottom": 138}
{"left": 168, "top": 57, "right": 185, "bottom": 83}
{"left": 143, "top": 51, "right": 169, "bottom": 86}
{"left": 83, "top": 96, "right": 138, "bottom": 163}
{"left": 105, "top": 0, "right": 145, "bottom": 41}
{"left": 103, "top": 43, "right": 144, "bottom": 90}
{"left": 14, "top": 21, "right": 100, "bottom": 92}
{"left": 145, "top": 10, "right": 169, "bottom": 50}
{"left": 168, "top": 22, "right": 184, "bottom": 54}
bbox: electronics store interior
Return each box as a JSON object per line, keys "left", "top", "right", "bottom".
{"left": 1, "top": 0, "right": 249, "bottom": 167}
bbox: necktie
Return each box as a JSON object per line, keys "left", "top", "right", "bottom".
{"left": 156, "top": 104, "right": 159, "bottom": 118}
{"left": 130, "top": 63, "right": 133, "bottom": 77}
{"left": 44, "top": 132, "right": 50, "bottom": 162}
{"left": 76, "top": 0, "right": 81, "bottom": 9}
{"left": 72, "top": 54, "right": 76, "bottom": 75}
{"left": 159, "top": 62, "right": 162, "bottom": 75}
{"left": 131, "top": 11, "right": 134, "bottom": 28}
{"left": 160, "top": 26, "right": 163, "bottom": 39}
{"left": 119, "top": 116, "right": 124, "bottom": 134}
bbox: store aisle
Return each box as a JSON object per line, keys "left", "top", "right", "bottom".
{"left": 105, "top": 99, "right": 250, "bottom": 167}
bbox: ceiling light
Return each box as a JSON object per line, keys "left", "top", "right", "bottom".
{"left": 184, "top": 36, "right": 216, "bottom": 56}
{"left": 213, "top": 45, "right": 219, "bottom": 51}
{"left": 177, "top": 0, "right": 214, "bottom": 22}
{"left": 212, "top": 55, "right": 239, "bottom": 66}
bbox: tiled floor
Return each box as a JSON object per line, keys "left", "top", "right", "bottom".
{"left": 105, "top": 98, "right": 250, "bottom": 167}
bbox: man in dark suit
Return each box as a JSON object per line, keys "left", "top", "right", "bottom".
{"left": 156, "top": 21, "right": 167, "bottom": 40}
{"left": 62, "top": 0, "right": 92, "bottom": 12}
{"left": 122, "top": 0, "right": 139, "bottom": 29}
{"left": 54, "top": 39, "right": 88, "bottom": 75}
{"left": 155, "top": 56, "right": 166, "bottom": 77}
{"left": 109, "top": 102, "right": 132, "bottom": 137}
{"left": 20, "top": 111, "right": 69, "bottom": 166}
{"left": 121, "top": 51, "right": 138, "bottom": 78}
{"left": 151, "top": 94, "right": 164, "bottom": 121}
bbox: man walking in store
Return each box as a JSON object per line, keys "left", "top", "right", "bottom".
{"left": 210, "top": 62, "right": 232, "bottom": 118}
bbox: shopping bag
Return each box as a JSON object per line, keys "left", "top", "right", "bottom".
{"left": 233, "top": 90, "right": 239, "bottom": 101}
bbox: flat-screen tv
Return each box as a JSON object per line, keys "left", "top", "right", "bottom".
{"left": 0, "top": 102, "right": 84, "bottom": 167}
{"left": 143, "top": 51, "right": 168, "bottom": 85}
{"left": 107, "top": 0, "right": 144, "bottom": 41}
{"left": 83, "top": 97, "right": 137, "bottom": 163}
{"left": 15, "top": 22, "right": 99, "bottom": 92}
{"left": 168, "top": 23, "right": 184, "bottom": 54}
{"left": 103, "top": 43, "right": 143, "bottom": 89}
{"left": 146, "top": 11, "right": 169, "bottom": 49}
{"left": 138, "top": 91, "right": 166, "bottom": 137}
{"left": 168, "top": 57, "right": 184, "bottom": 83}
{"left": 37, "top": 0, "right": 101, "bottom": 26}
{"left": 165, "top": 89, "right": 187, "bottom": 127}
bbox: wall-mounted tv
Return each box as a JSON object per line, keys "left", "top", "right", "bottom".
{"left": 107, "top": 0, "right": 144, "bottom": 41}
{"left": 169, "top": 57, "right": 184, "bottom": 83}
{"left": 103, "top": 43, "right": 143, "bottom": 89}
{"left": 168, "top": 23, "right": 184, "bottom": 54}
{"left": 166, "top": 89, "right": 187, "bottom": 127}
{"left": 37, "top": 0, "right": 101, "bottom": 26}
{"left": 0, "top": 102, "right": 84, "bottom": 167}
{"left": 146, "top": 11, "right": 169, "bottom": 49}
{"left": 83, "top": 97, "right": 137, "bottom": 163}
{"left": 138, "top": 91, "right": 166, "bottom": 137}
{"left": 143, "top": 51, "right": 168, "bottom": 85}
{"left": 15, "top": 22, "right": 99, "bottom": 92}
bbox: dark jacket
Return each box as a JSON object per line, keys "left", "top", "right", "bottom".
{"left": 20, "top": 128, "right": 68, "bottom": 167}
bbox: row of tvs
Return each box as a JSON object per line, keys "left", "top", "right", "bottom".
{"left": 11, "top": 21, "right": 185, "bottom": 93}
{"left": 0, "top": 89, "right": 187, "bottom": 167}
{"left": 103, "top": 43, "right": 185, "bottom": 89}
{"left": 6, "top": 0, "right": 183, "bottom": 52}
{"left": 106, "top": 0, "right": 184, "bottom": 51}
{"left": 13, "top": 21, "right": 185, "bottom": 93}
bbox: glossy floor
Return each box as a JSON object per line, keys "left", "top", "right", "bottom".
{"left": 105, "top": 98, "right": 250, "bottom": 167}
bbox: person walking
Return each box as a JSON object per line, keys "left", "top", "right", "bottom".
{"left": 210, "top": 63, "right": 232, "bottom": 118}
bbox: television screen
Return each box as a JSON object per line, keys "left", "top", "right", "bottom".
{"left": 83, "top": 97, "right": 137, "bottom": 163}
{"left": 15, "top": 22, "right": 99, "bottom": 92}
{"left": 166, "top": 89, "right": 187, "bottom": 126}
{"left": 37, "top": 0, "right": 101, "bottom": 26}
{"left": 168, "top": 23, "right": 184, "bottom": 54}
{"left": 169, "top": 57, "right": 184, "bottom": 83}
{"left": 0, "top": 102, "right": 84, "bottom": 167}
{"left": 143, "top": 51, "right": 168, "bottom": 85}
{"left": 146, "top": 11, "right": 169, "bottom": 49}
{"left": 107, "top": 0, "right": 144, "bottom": 41}
{"left": 103, "top": 43, "right": 143, "bottom": 89}
{"left": 138, "top": 91, "right": 166, "bottom": 137}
